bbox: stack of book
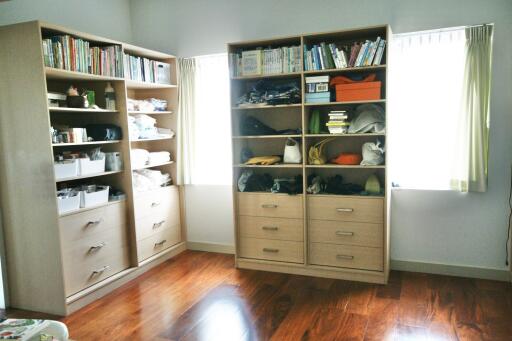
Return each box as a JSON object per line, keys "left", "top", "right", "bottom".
{"left": 326, "top": 110, "right": 349, "bottom": 134}
{"left": 123, "top": 54, "right": 169, "bottom": 84}
{"left": 303, "top": 37, "right": 386, "bottom": 71}
{"left": 42, "top": 35, "right": 124, "bottom": 77}
{"left": 229, "top": 46, "right": 301, "bottom": 77}
{"left": 305, "top": 75, "right": 330, "bottom": 103}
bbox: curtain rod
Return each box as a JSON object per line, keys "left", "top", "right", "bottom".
{"left": 394, "top": 23, "right": 493, "bottom": 37}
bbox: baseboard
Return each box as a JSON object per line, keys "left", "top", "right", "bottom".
{"left": 391, "top": 259, "right": 511, "bottom": 282}
{"left": 186, "top": 241, "right": 235, "bottom": 254}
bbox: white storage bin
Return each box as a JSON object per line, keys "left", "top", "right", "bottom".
{"left": 78, "top": 157, "right": 106, "bottom": 175}
{"left": 56, "top": 190, "right": 80, "bottom": 214}
{"left": 54, "top": 159, "right": 79, "bottom": 180}
{"left": 80, "top": 185, "right": 109, "bottom": 208}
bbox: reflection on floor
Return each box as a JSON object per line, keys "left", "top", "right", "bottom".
{"left": 4, "top": 250, "right": 512, "bottom": 340}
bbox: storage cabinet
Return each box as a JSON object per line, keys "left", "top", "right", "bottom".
{"left": 229, "top": 25, "right": 390, "bottom": 284}
{"left": 0, "top": 21, "right": 185, "bottom": 315}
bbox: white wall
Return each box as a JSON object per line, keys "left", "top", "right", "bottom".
{"left": 131, "top": 0, "right": 512, "bottom": 271}
{"left": 0, "top": 0, "right": 133, "bottom": 42}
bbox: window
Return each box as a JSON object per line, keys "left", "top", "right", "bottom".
{"left": 389, "top": 28, "right": 466, "bottom": 190}
{"left": 190, "top": 53, "right": 232, "bottom": 185}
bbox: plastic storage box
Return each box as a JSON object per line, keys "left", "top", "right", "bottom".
{"left": 335, "top": 81, "right": 381, "bottom": 102}
{"left": 56, "top": 190, "right": 80, "bottom": 214}
{"left": 80, "top": 185, "right": 109, "bottom": 208}
{"left": 78, "top": 157, "right": 106, "bottom": 175}
{"left": 305, "top": 92, "right": 331, "bottom": 103}
{"left": 54, "top": 160, "right": 79, "bottom": 180}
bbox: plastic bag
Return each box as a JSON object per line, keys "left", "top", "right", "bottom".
{"left": 348, "top": 104, "right": 385, "bottom": 133}
{"left": 360, "top": 140, "right": 385, "bottom": 165}
{"left": 283, "top": 138, "right": 301, "bottom": 163}
{"left": 308, "top": 137, "right": 335, "bottom": 165}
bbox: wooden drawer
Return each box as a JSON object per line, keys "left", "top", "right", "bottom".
{"left": 308, "top": 196, "right": 383, "bottom": 223}
{"left": 238, "top": 193, "right": 303, "bottom": 219}
{"left": 135, "top": 207, "right": 180, "bottom": 241}
{"left": 137, "top": 225, "right": 181, "bottom": 262}
{"left": 134, "top": 186, "right": 180, "bottom": 220}
{"left": 309, "top": 220, "right": 383, "bottom": 247}
{"left": 309, "top": 243, "right": 383, "bottom": 271}
{"left": 239, "top": 216, "right": 303, "bottom": 241}
{"left": 59, "top": 202, "right": 126, "bottom": 244}
{"left": 239, "top": 237, "right": 303, "bottom": 263}
{"left": 63, "top": 246, "right": 130, "bottom": 297}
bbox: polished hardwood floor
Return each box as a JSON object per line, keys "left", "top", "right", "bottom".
{"left": 4, "top": 250, "right": 512, "bottom": 340}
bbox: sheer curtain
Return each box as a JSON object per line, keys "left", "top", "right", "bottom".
{"left": 177, "top": 54, "right": 232, "bottom": 185}
{"left": 389, "top": 28, "right": 466, "bottom": 190}
{"left": 450, "top": 25, "right": 493, "bottom": 192}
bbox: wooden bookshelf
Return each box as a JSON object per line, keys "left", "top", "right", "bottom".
{"left": 228, "top": 25, "right": 390, "bottom": 285}
{"left": 0, "top": 20, "right": 185, "bottom": 316}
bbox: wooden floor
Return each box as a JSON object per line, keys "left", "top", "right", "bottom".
{"left": 5, "top": 250, "right": 512, "bottom": 340}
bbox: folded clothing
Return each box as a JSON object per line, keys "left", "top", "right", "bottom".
{"left": 132, "top": 169, "right": 171, "bottom": 192}
{"left": 131, "top": 149, "right": 149, "bottom": 169}
{"left": 149, "top": 151, "right": 171, "bottom": 165}
{"left": 245, "top": 155, "right": 281, "bottom": 165}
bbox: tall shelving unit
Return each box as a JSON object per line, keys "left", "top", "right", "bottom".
{"left": 229, "top": 25, "right": 391, "bottom": 284}
{"left": 0, "top": 21, "right": 185, "bottom": 315}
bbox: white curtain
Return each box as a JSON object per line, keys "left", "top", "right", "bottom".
{"left": 177, "top": 54, "right": 232, "bottom": 185}
{"left": 450, "top": 25, "right": 493, "bottom": 192}
{"left": 177, "top": 58, "right": 196, "bottom": 185}
{"left": 389, "top": 28, "right": 466, "bottom": 190}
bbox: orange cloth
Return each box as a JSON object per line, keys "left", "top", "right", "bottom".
{"left": 331, "top": 153, "right": 362, "bottom": 165}
{"left": 330, "top": 73, "right": 377, "bottom": 86}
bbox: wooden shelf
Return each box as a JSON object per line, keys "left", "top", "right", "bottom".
{"left": 128, "top": 111, "right": 173, "bottom": 115}
{"left": 125, "top": 79, "right": 177, "bottom": 89}
{"left": 305, "top": 133, "right": 385, "bottom": 137}
{"left": 306, "top": 164, "right": 385, "bottom": 169}
{"left": 49, "top": 107, "right": 119, "bottom": 113}
{"left": 231, "top": 104, "right": 302, "bottom": 110}
{"left": 234, "top": 164, "right": 303, "bottom": 168}
{"left": 59, "top": 198, "right": 126, "bottom": 217}
{"left": 132, "top": 161, "right": 174, "bottom": 170}
{"left": 304, "top": 99, "right": 386, "bottom": 106}
{"left": 55, "top": 170, "right": 123, "bottom": 182}
{"left": 233, "top": 134, "right": 301, "bottom": 139}
{"left": 303, "top": 65, "right": 386, "bottom": 75}
{"left": 45, "top": 67, "right": 123, "bottom": 81}
{"left": 131, "top": 135, "right": 174, "bottom": 142}
{"left": 52, "top": 140, "right": 121, "bottom": 147}
{"left": 231, "top": 72, "right": 302, "bottom": 80}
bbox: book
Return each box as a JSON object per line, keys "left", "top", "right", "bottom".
{"left": 241, "top": 50, "right": 262, "bottom": 76}
{"left": 373, "top": 39, "right": 387, "bottom": 65}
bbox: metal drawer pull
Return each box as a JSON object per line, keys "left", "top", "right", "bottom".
{"left": 336, "top": 254, "right": 354, "bottom": 260}
{"left": 151, "top": 202, "right": 161, "bottom": 207}
{"left": 154, "top": 239, "right": 167, "bottom": 247}
{"left": 153, "top": 220, "right": 166, "bottom": 229}
{"left": 335, "top": 231, "right": 354, "bottom": 236}
{"left": 88, "top": 242, "right": 106, "bottom": 252}
{"left": 261, "top": 204, "right": 278, "bottom": 208}
{"left": 336, "top": 208, "right": 354, "bottom": 213}
{"left": 85, "top": 218, "right": 103, "bottom": 227}
{"left": 262, "top": 226, "right": 278, "bottom": 231}
{"left": 262, "top": 248, "right": 279, "bottom": 253}
{"left": 91, "top": 265, "right": 110, "bottom": 276}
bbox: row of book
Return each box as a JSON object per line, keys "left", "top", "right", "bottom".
{"left": 123, "top": 54, "right": 171, "bottom": 84}
{"left": 51, "top": 126, "right": 88, "bottom": 144}
{"left": 304, "top": 37, "right": 386, "bottom": 71}
{"left": 42, "top": 35, "right": 124, "bottom": 77}
{"left": 229, "top": 46, "right": 301, "bottom": 77}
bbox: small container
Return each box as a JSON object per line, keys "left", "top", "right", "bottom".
{"left": 155, "top": 62, "right": 171, "bottom": 85}
{"left": 56, "top": 189, "right": 80, "bottom": 214}
{"left": 54, "top": 159, "right": 79, "bottom": 179}
{"left": 66, "top": 95, "right": 86, "bottom": 108}
{"left": 78, "top": 157, "right": 106, "bottom": 175}
{"left": 80, "top": 185, "right": 109, "bottom": 208}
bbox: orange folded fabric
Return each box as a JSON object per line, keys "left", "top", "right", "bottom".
{"left": 331, "top": 153, "right": 362, "bottom": 165}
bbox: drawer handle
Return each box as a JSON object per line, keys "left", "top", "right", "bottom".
{"left": 91, "top": 265, "right": 110, "bottom": 276}
{"left": 336, "top": 208, "right": 354, "bottom": 213}
{"left": 335, "top": 231, "right": 354, "bottom": 236}
{"left": 262, "top": 226, "right": 278, "bottom": 231}
{"left": 336, "top": 254, "right": 354, "bottom": 260}
{"left": 85, "top": 218, "right": 103, "bottom": 227}
{"left": 154, "top": 239, "right": 167, "bottom": 247}
{"left": 262, "top": 248, "right": 279, "bottom": 253}
{"left": 88, "top": 242, "right": 107, "bottom": 252}
{"left": 153, "top": 220, "right": 166, "bottom": 229}
{"left": 151, "top": 202, "right": 161, "bottom": 207}
{"left": 261, "top": 204, "right": 278, "bottom": 209}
